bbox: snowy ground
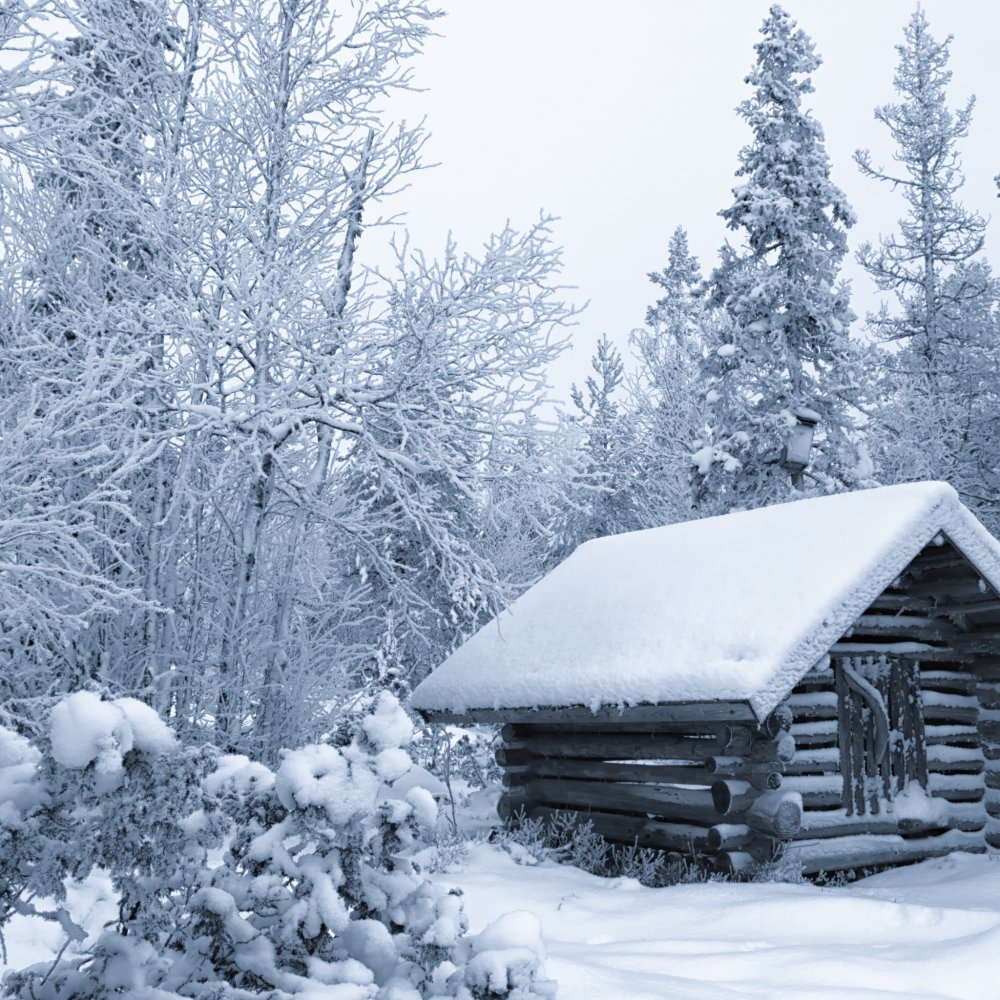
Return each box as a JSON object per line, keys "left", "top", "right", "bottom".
{"left": 432, "top": 847, "right": 1000, "bottom": 1000}
{"left": 5, "top": 848, "right": 1000, "bottom": 997}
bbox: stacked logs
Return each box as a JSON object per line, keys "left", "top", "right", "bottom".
{"left": 975, "top": 660, "right": 1000, "bottom": 850}
{"left": 495, "top": 704, "right": 800, "bottom": 874}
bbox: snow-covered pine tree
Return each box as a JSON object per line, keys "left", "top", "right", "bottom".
{"left": 628, "top": 226, "right": 705, "bottom": 527}
{"left": 855, "top": 8, "right": 987, "bottom": 371}
{"left": 547, "top": 335, "right": 648, "bottom": 563}
{"left": 699, "top": 4, "right": 865, "bottom": 512}
{"left": 645, "top": 226, "right": 704, "bottom": 343}
{"left": 855, "top": 9, "right": 999, "bottom": 528}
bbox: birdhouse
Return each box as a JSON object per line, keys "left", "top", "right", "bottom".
{"left": 781, "top": 408, "right": 819, "bottom": 473}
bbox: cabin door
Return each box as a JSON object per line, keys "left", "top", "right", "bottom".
{"left": 834, "top": 655, "right": 928, "bottom": 815}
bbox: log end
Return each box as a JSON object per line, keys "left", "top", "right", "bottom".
{"left": 767, "top": 798, "right": 803, "bottom": 839}
{"left": 762, "top": 704, "right": 793, "bottom": 737}
{"left": 497, "top": 793, "right": 531, "bottom": 824}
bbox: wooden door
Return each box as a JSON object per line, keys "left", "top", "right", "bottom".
{"left": 835, "top": 656, "right": 927, "bottom": 816}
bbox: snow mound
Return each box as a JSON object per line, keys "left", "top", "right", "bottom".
{"left": 460, "top": 910, "right": 556, "bottom": 998}
{"left": 114, "top": 697, "right": 178, "bottom": 756}
{"left": 432, "top": 844, "right": 1000, "bottom": 1000}
{"left": 203, "top": 753, "right": 276, "bottom": 796}
{"left": 413, "top": 482, "right": 1000, "bottom": 719}
{"left": 47, "top": 692, "right": 179, "bottom": 790}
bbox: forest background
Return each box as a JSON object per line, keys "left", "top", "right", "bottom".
{"left": 3, "top": 2, "right": 1000, "bottom": 996}
{"left": 0, "top": 0, "right": 997, "bottom": 762}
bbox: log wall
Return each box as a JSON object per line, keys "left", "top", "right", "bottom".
{"left": 783, "top": 538, "right": 994, "bottom": 873}
{"left": 487, "top": 538, "right": 1000, "bottom": 875}
{"left": 496, "top": 709, "right": 799, "bottom": 874}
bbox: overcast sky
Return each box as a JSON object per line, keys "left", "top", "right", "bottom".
{"left": 367, "top": 1, "right": 999, "bottom": 401}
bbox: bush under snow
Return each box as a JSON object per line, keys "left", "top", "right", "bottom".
{"left": 0, "top": 691, "right": 556, "bottom": 999}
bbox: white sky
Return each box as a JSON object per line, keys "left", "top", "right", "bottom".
{"left": 368, "top": 1, "right": 999, "bottom": 401}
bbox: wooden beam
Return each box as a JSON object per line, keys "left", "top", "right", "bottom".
{"left": 928, "top": 599, "right": 1000, "bottom": 618}
{"left": 524, "top": 776, "right": 723, "bottom": 826}
{"left": 923, "top": 706, "right": 979, "bottom": 725}
{"left": 905, "top": 577, "right": 995, "bottom": 599}
{"left": 507, "top": 757, "right": 710, "bottom": 786}
{"left": 760, "top": 704, "right": 793, "bottom": 737}
{"left": 919, "top": 670, "right": 978, "bottom": 694}
{"left": 745, "top": 790, "right": 803, "bottom": 839}
{"left": 508, "top": 731, "right": 727, "bottom": 762}
{"left": 789, "top": 721, "right": 838, "bottom": 748}
{"left": 867, "top": 594, "right": 935, "bottom": 612}
{"left": 420, "top": 701, "right": 758, "bottom": 727}
{"left": 790, "top": 830, "right": 985, "bottom": 875}
{"left": 844, "top": 615, "right": 959, "bottom": 641}
{"left": 639, "top": 818, "right": 718, "bottom": 853}
{"left": 706, "top": 756, "right": 784, "bottom": 788}
{"left": 975, "top": 683, "right": 1000, "bottom": 709}
{"left": 925, "top": 724, "right": 980, "bottom": 746}
{"left": 906, "top": 551, "right": 969, "bottom": 571}
{"left": 706, "top": 823, "right": 753, "bottom": 852}
{"left": 497, "top": 790, "right": 534, "bottom": 823}
{"left": 711, "top": 779, "right": 755, "bottom": 816}
{"left": 797, "top": 807, "right": 985, "bottom": 840}
{"left": 830, "top": 643, "right": 975, "bottom": 663}
{"left": 713, "top": 851, "right": 756, "bottom": 876}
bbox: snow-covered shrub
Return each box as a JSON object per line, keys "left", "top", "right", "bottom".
{"left": 2, "top": 691, "right": 557, "bottom": 999}
{"left": 0, "top": 723, "right": 49, "bottom": 952}
{"left": 416, "top": 726, "right": 501, "bottom": 801}
{"left": 497, "top": 810, "right": 717, "bottom": 888}
{"left": 2, "top": 691, "right": 221, "bottom": 997}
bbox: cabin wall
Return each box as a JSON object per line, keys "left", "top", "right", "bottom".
{"left": 780, "top": 539, "right": 997, "bottom": 874}
{"left": 782, "top": 663, "right": 985, "bottom": 874}
{"left": 490, "top": 540, "right": 1000, "bottom": 875}
{"left": 495, "top": 705, "right": 798, "bottom": 875}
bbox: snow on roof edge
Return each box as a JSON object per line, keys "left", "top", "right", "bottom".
{"left": 412, "top": 484, "right": 1000, "bottom": 721}
{"left": 749, "top": 488, "right": 1000, "bottom": 718}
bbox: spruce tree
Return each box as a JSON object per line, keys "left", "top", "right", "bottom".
{"left": 566, "top": 336, "right": 638, "bottom": 541}
{"left": 645, "top": 226, "right": 704, "bottom": 343}
{"left": 699, "top": 4, "right": 863, "bottom": 512}
{"left": 857, "top": 10, "right": 999, "bottom": 529}
{"left": 630, "top": 227, "right": 705, "bottom": 526}
{"left": 855, "top": 8, "right": 987, "bottom": 376}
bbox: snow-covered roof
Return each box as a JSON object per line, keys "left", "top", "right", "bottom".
{"left": 411, "top": 482, "right": 1000, "bottom": 721}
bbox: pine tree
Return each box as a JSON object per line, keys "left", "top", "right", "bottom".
{"left": 856, "top": 10, "right": 999, "bottom": 528}
{"left": 699, "top": 4, "right": 863, "bottom": 512}
{"left": 630, "top": 227, "right": 705, "bottom": 526}
{"left": 645, "top": 226, "right": 704, "bottom": 342}
{"left": 549, "top": 336, "right": 644, "bottom": 560}
{"left": 855, "top": 8, "right": 987, "bottom": 379}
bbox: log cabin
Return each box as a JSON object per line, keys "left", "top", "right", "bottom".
{"left": 411, "top": 482, "right": 1000, "bottom": 875}
{"left": 413, "top": 483, "right": 1000, "bottom": 874}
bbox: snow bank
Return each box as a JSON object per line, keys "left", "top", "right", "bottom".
{"left": 203, "top": 753, "right": 276, "bottom": 796}
{"left": 50, "top": 692, "right": 134, "bottom": 769}
{"left": 413, "top": 482, "right": 1000, "bottom": 719}
{"left": 434, "top": 844, "right": 1000, "bottom": 1000}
